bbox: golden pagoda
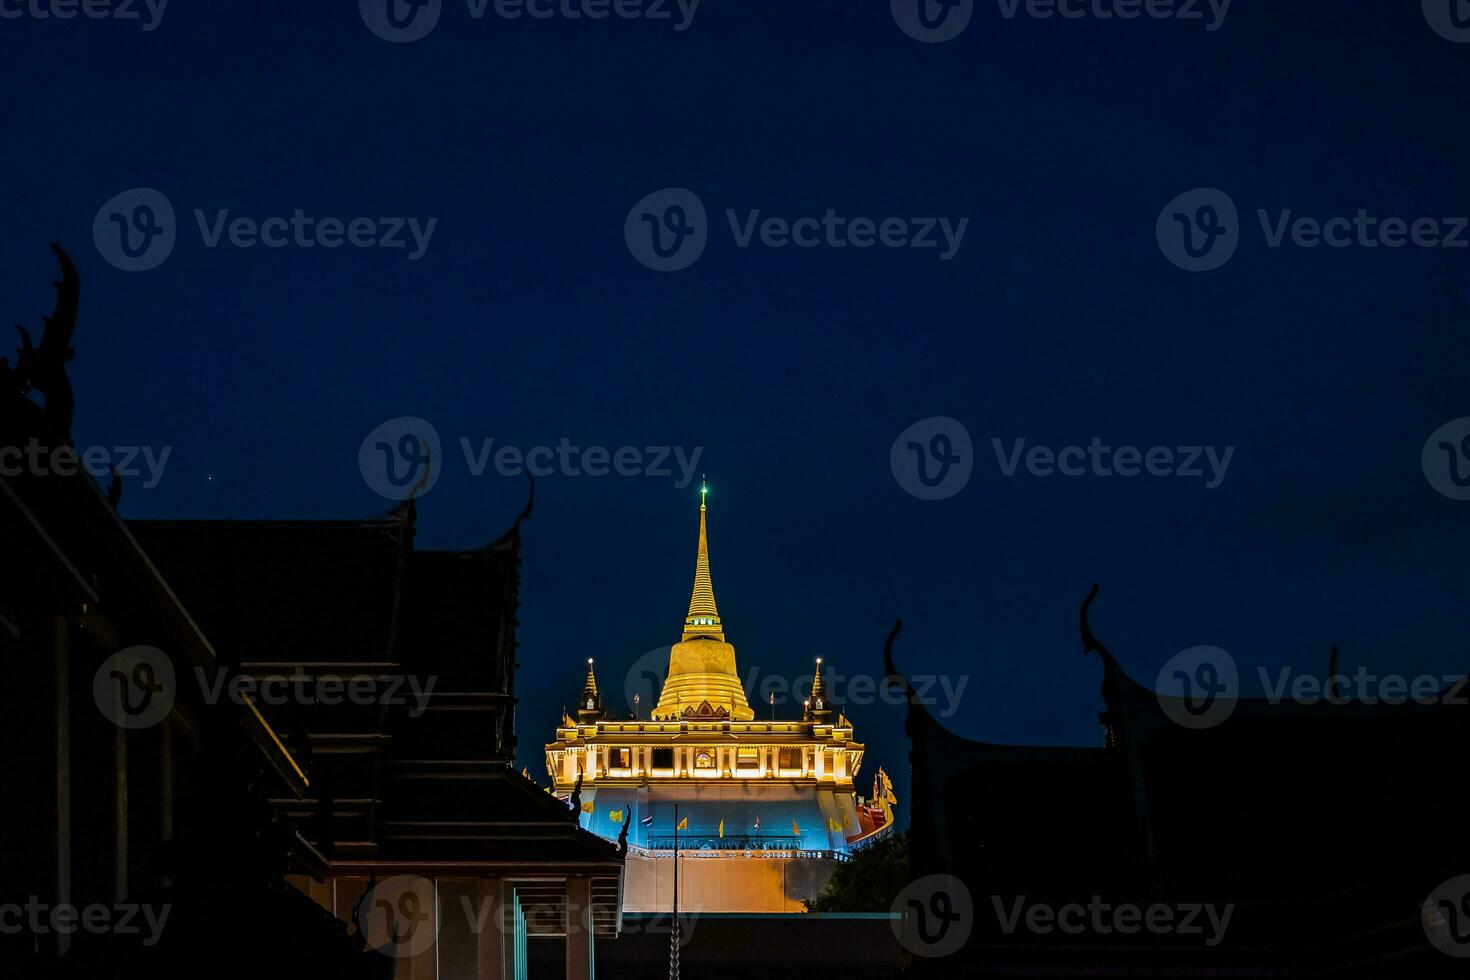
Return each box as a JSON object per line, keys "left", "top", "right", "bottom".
{"left": 653, "top": 482, "right": 754, "bottom": 721}
{"left": 544, "top": 484, "right": 897, "bottom": 913}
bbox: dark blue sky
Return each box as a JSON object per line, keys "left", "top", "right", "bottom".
{"left": 5, "top": 2, "right": 1470, "bottom": 817}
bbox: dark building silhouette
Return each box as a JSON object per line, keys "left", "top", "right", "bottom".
{"left": 1, "top": 247, "right": 623, "bottom": 980}
{"left": 890, "top": 588, "right": 1469, "bottom": 976}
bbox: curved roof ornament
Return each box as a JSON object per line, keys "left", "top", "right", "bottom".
{"left": 3, "top": 244, "right": 79, "bottom": 436}
{"left": 881, "top": 619, "right": 915, "bottom": 705}
{"left": 1079, "top": 583, "right": 1119, "bottom": 668}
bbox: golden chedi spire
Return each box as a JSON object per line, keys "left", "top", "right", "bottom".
{"left": 683, "top": 479, "right": 723, "bottom": 642}
{"left": 654, "top": 481, "right": 755, "bottom": 721}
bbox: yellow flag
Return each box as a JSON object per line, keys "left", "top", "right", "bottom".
{"left": 676, "top": 815, "right": 688, "bottom": 830}
{"left": 791, "top": 817, "right": 800, "bottom": 835}
{"left": 718, "top": 818, "right": 725, "bottom": 838}
{"left": 581, "top": 801, "right": 594, "bottom": 814}
{"left": 828, "top": 816, "right": 842, "bottom": 832}
{"left": 609, "top": 808, "right": 624, "bottom": 823}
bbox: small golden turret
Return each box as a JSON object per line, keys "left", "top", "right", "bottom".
{"left": 577, "top": 658, "right": 605, "bottom": 723}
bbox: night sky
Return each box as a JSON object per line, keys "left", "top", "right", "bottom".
{"left": 5, "top": 2, "right": 1470, "bottom": 821}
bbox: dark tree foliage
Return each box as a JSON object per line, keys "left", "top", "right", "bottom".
{"left": 804, "top": 833, "right": 909, "bottom": 913}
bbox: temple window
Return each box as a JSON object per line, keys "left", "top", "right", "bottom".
{"left": 736, "top": 747, "right": 759, "bottom": 769}
{"left": 779, "top": 747, "right": 799, "bottom": 770}
{"left": 612, "top": 748, "right": 631, "bottom": 768}
{"left": 651, "top": 747, "right": 674, "bottom": 770}
{"left": 695, "top": 751, "right": 714, "bottom": 770}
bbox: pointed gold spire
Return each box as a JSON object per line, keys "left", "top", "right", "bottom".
{"left": 655, "top": 483, "right": 755, "bottom": 721}
{"left": 682, "top": 476, "right": 724, "bottom": 642}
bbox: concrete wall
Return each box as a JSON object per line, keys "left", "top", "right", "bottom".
{"left": 622, "top": 852, "right": 838, "bottom": 913}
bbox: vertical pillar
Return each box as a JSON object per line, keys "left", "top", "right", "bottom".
{"left": 475, "top": 877, "right": 509, "bottom": 980}
{"left": 160, "top": 718, "right": 173, "bottom": 843}
{"left": 53, "top": 615, "right": 71, "bottom": 956}
{"left": 115, "top": 712, "right": 127, "bottom": 900}
{"left": 400, "top": 879, "right": 438, "bottom": 980}
{"left": 566, "top": 876, "right": 595, "bottom": 980}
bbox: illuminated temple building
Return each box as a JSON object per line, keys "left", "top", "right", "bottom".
{"left": 544, "top": 488, "right": 897, "bottom": 913}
